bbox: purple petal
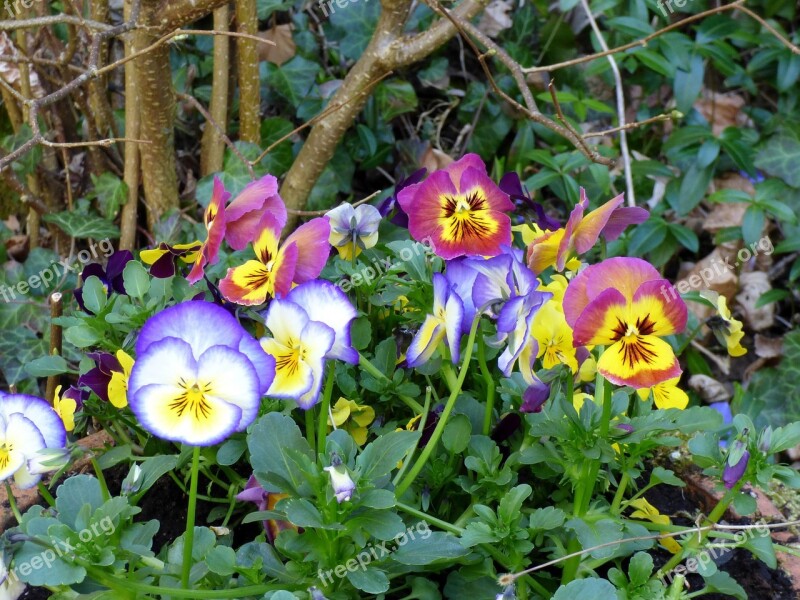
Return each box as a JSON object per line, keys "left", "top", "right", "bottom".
{"left": 521, "top": 380, "right": 550, "bottom": 413}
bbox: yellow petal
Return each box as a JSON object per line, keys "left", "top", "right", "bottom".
{"left": 108, "top": 371, "right": 129, "bottom": 408}
{"left": 116, "top": 349, "right": 135, "bottom": 377}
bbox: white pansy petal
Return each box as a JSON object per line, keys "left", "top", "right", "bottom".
{"left": 264, "top": 299, "right": 310, "bottom": 346}
{"left": 0, "top": 394, "right": 66, "bottom": 449}
{"left": 128, "top": 338, "right": 197, "bottom": 397}
{"left": 444, "top": 292, "right": 464, "bottom": 364}
{"left": 406, "top": 316, "right": 445, "bottom": 367}
{"left": 197, "top": 345, "right": 261, "bottom": 431}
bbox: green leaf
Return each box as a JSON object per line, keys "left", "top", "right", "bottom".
{"left": 742, "top": 205, "right": 765, "bottom": 246}
{"left": 216, "top": 438, "right": 247, "bottom": 466}
{"left": 498, "top": 484, "right": 532, "bottom": 524}
{"left": 82, "top": 275, "right": 107, "bottom": 314}
{"left": 650, "top": 467, "right": 686, "bottom": 488}
{"left": 755, "top": 288, "right": 789, "bottom": 308}
{"left": 328, "top": 0, "right": 380, "bottom": 60}
{"left": 285, "top": 498, "right": 325, "bottom": 528}
{"left": 358, "top": 489, "right": 396, "bottom": 509}
{"left": 552, "top": 578, "right": 618, "bottom": 600}
{"left": 528, "top": 506, "right": 566, "bottom": 531}
{"left": 24, "top": 355, "right": 69, "bottom": 377}
{"left": 346, "top": 567, "right": 390, "bottom": 594}
{"left": 442, "top": 414, "right": 471, "bottom": 454}
{"left": 350, "top": 317, "right": 372, "bottom": 350}
{"left": 628, "top": 552, "right": 654, "bottom": 588}
{"left": 391, "top": 532, "right": 468, "bottom": 565}
{"left": 91, "top": 172, "right": 128, "bottom": 220}
{"left": 755, "top": 136, "right": 800, "bottom": 188}
{"left": 55, "top": 475, "right": 104, "bottom": 530}
{"left": 770, "top": 422, "right": 800, "bottom": 454}
{"left": 265, "top": 56, "right": 320, "bottom": 106}
{"left": 702, "top": 570, "right": 747, "bottom": 599}
{"left": 259, "top": 117, "right": 295, "bottom": 177}
{"left": 669, "top": 224, "right": 699, "bottom": 252}
{"left": 564, "top": 518, "right": 623, "bottom": 559}
{"left": 677, "top": 164, "right": 713, "bottom": 215}
{"left": 43, "top": 211, "right": 120, "bottom": 239}
{"left": 123, "top": 261, "right": 150, "bottom": 299}
{"left": 356, "top": 430, "right": 419, "bottom": 481}
{"left": 732, "top": 491, "right": 758, "bottom": 515}
{"left": 375, "top": 79, "right": 419, "bottom": 121}
{"left": 248, "top": 413, "right": 314, "bottom": 495}
{"left": 206, "top": 546, "right": 237, "bottom": 576}
{"left": 64, "top": 324, "right": 101, "bottom": 348}
{"left": 347, "top": 511, "right": 405, "bottom": 540}
{"left": 628, "top": 219, "right": 668, "bottom": 255}
{"left": 674, "top": 53, "right": 704, "bottom": 114}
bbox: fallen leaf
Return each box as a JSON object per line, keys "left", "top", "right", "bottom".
{"left": 736, "top": 271, "right": 774, "bottom": 332}
{"left": 688, "top": 374, "right": 731, "bottom": 403}
{"left": 258, "top": 25, "right": 295, "bottom": 66}
{"left": 754, "top": 334, "right": 783, "bottom": 359}
{"left": 477, "top": 0, "right": 513, "bottom": 38}
{"left": 693, "top": 91, "right": 750, "bottom": 137}
{"left": 420, "top": 145, "right": 454, "bottom": 172}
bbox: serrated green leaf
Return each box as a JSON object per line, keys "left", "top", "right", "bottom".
{"left": 43, "top": 212, "right": 120, "bottom": 239}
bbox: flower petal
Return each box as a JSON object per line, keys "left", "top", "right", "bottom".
{"left": 283, "top": 217, "right": 331, "bottom": 284}
{"left": 406, "top": 316, "right": 445, "bottom": 367}
{"left": 225, "top": 175, "right": 286, "bottom": 251}
{"left": 197, "top": 345, "right": 262, "bottom": 431}
{"left": 0, "top": 394, "right": 66, "bottom": 449}
{"left": 597, "top": 335, "right": 682, "bottom": 388}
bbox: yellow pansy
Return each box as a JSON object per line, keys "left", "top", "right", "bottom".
{"left": 572, "top": 392, "right": 594, "bottom": 413}
{"left": 532, "top": 301, "right": 578, "bottom": 373}
{"left": 628, "top": 498, "right": 682, "bottom": 553}
{"left": 636, "top": 377, "right": 689, "bottom": 410}
{"left": 711, "top": 295, "right": 747, "bottom": 357}
{"left": 329, "top": 398, "right": 375, "bottom": 446}
{"left": 578, "top": 353, "right": 597, "bottom": 383}
{"left": 108, "top": 349, "right": 134, "bottom": 409}
{"left": 53, "top": 385, "right": 77, "bottom": 432}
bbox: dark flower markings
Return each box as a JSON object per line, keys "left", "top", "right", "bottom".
{"left": 171, "top": 378, "right": 213, "bottom": 420}
{"left": 611, "top": 314, "right": 658, "bottom": 368}
{"left": 440, "top": 191, "right": 493, "bottom": 242}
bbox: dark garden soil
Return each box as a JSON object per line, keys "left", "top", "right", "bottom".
{"left": 645, "top": 470, "right": 797, "bottom": 600}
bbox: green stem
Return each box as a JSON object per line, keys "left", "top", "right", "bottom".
{"left": 395, "top": 315, "right": 481, "bottom": 498}
{"left": 37, "top": 481, "right": 56, "bottom": 507}
{"left": 358, "top": 353, "right": 424, "bottom": 413}
{"left": 610, "top": 467, "right": 630, "bottom": 515}
{"left": 306, "top": 407, "right": 316, "bottom": 456}
{"left": 677, "top": 321, "right": 705, "bottom": 355}
{"left": 478, "top": 334, "right": 495, "bottom": 436}
{"left": 181, "top": 446, "right": 202, "bottom": 589}
{"left": 441, "top": 362, "right": 459, "bottom": 394}
{"left": 90, "top": 457, "right": 110, "bottom": 502}
{"left": 392, "top": 386, "right": 432, "bottom": 487}
{"left": 4, "top": 481, "right": 22, "bottom": 523}
{"left": 396, "top": 502, "right": 463, "bottom": 535}
{"left": 657, "top": 482, "right": 743, "bottom": 576}
{"left": 317, "top": 364, "right": 336, "bottom": 457}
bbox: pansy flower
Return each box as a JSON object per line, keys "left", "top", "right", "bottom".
{"left": 406, "top": 273, "right": 464, "bottom": 367}
{"left": 704, "top": 292, "right": 747, "bottom": 357}
{"left": 564, "top": 257, "right": 687, "bottom": 389}
{"left": 326, "top": 202, "right": 382, "bottom": 260}
{"left": 74, "top": 250, "right": 133, "bottom": 312}
{"left": 525, "top": 189, "right": 648, "bottom": 274}
{"left": 379, "top": 168, "right": 427, "bottom": 228}
{"left": 635, "top": 377, "right": 689, "bottom": 410}
{"left": 329, "top": 398, "right": 375, "bottom": 446}
{"left": 128, "top": 302, "right": 274, "bottom": 446}
{"left": 0, "top": 392, "right": 67, "bottom": 489}
{"left": 499, "top": 171, "right": 560, "bottom": 230}
{"left": 324, "top": 453, "right": 355, "bottom": 503}
{"left": 225, "top": 174, "right": 288, "bottom": 251}
{"left": 108, "top": 349, "right": 134, "bottom": 409}
{"left": 53, "top": 385, "right": 86, "bottom": 432}
{"left": 78, "top": 351, "right": 125, "bottom": 402}
{"left": 520, "top": 379, "right": 551, "bottom": 413}
{"left": 141, "top": 242, "right": 202, "bottom": 278}
{"left": 236, "top": 475, "right": 295, "bottom": 542}
{"left": 397, "top": 154, "right": 514, "bottom": 259}
{"left": 532, "top": 301, "right": 578, "bottom": 372}
{"left": 187, "top": 177, "right": 229, "bottom": 284}
{"left": 219, "top": 215, "right": 330, "bottom": 306}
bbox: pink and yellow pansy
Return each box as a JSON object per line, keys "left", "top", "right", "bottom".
{"left": 224, "top": 174, "right": 288, "bottom": 251}
{"left": 564, "top": 257, "right": 687, "bottom": 389}
{"left": 636, "top": 377, "right": 689, "bottom": 410}
{"left": 187, "top": 176, "right": 229, "bottom": 284}
{"left": 219, "top": 214, "right": 330, "bottom": 306}
{"left": 397, "top": 154, "right": 514, "bottom": 259}
{"left": 525, "top": 189, "right": 648, "bottom": 274}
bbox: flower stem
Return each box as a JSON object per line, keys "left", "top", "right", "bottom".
{"left": 91, "top": 457, "right": 110, "bottom": 502}
{"left": 317, "top": 364, "right": 336, "bottom": 457}
{"left": 305, "top": 407, "right": 316, "bottom": 456}
{"left": 37, "top": 482, "right": 56, "bottom": 507}
{"left": 395, "top": 315, "right": 481, "bottom": 498}
{"left": 4, "top": 481, "right": 22, "bottom": 523}
{"left": 358, "top": 353, "right": 424, "bottom": 413}
{"left": 657, "top": 482, "right": 742, "bottom": 577}
{"left": 181, "top": 446, "right": 202, "bottom": 589}
{"left": 477, "top": 333, "right": 495, "bottom": 436}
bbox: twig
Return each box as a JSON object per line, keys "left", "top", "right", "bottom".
{"left": 578, "top": 0, "right": 635, "bottom": 206}
{"left": 425, "top": 0, "right": 614, "bottom": 168}
{"left": 288, "top": 190, "right": 383, "bottom": 217}
{"left": 45, "top": 292, "right": 63, "bottom": 405}
{"left": 500, "top": 518, "right": 800, "bottom": 585}
{"left": 583, "top": 113, "right": 675, "bottom": 138}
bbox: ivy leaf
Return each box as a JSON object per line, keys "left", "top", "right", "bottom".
{"left": 265, "top": 56, "right": 320, "bottom": 107}
{"left": 24, "top": 355, "right": 69, "bottom": 378}
{"left": 90, "top": 173, "right": 128, "bottom": 219}
{"left": 328, "top": 0, "right": 380, "bottom": 61}
{"left": 43, "top": 211, "right": 120, "bottom": 240}
{"left": 755, "top": 136, "right": 800, "bottom": 188}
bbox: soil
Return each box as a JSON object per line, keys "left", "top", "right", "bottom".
{"left": 646, "top": 477, "right": 797, "bottom": 599}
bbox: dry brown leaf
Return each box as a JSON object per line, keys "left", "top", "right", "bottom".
{"left": 420, "top": 146, "right": 454, "bottom": 172}
{"left": 736, "top": 271, "right": 774, "bottom": 332}
{"left": 258, "top": 25, "right": 295, "bottom": 66}
{"left": 693, "top": 91, "right": 750, "bottom": 137}
{"left": 477, "top": 0, "right": 513, "bottom": 38}
{"left": 688, "top": 374, "right": 731, "bottom": 403}
{"left": 676, "top": 247, "right": 740, "bottom": 323}
{"left": 754, "top": 334, "right": 783, "bottom": 359}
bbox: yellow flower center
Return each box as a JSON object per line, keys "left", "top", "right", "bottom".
{"left": 170, "top": 379, "right": 213, "bottom": 420}
{"left": 0, "top": 443, "right": 13, "bottom": 471}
